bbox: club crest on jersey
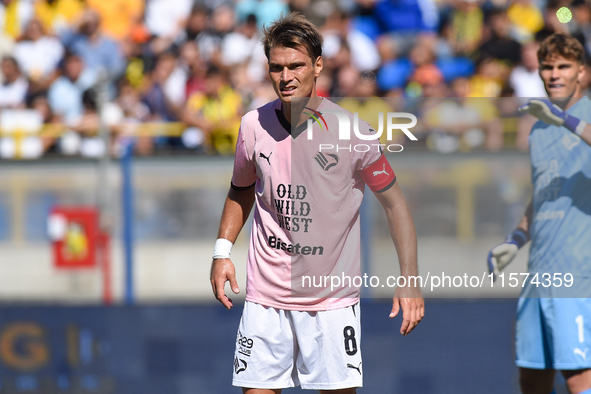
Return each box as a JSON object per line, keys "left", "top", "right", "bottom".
{"left": 562, "top": 133, "right": 581, "bottom": 150}
{"left": 234, "top": 357, "right": 247, "bottom": 374}
{"left": 314, "top": 151, "right": 339, "bottom": 171}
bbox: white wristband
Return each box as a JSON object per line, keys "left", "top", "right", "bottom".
{"left": 575, "top": 120, "right": 587, "bottom": 136}
{"left": 213, "top": 238, "right": 233, "bottom": 259}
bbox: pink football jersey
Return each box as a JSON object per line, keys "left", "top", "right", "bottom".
{"left": 231, "top": 98, "right": 394, "bottom": 311}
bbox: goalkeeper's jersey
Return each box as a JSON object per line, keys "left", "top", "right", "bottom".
{"left": 527, "top": 96, "right": 591, "bottom": 277}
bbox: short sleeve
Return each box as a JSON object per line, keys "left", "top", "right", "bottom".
{"left": 352, "top": 119, "right": 384, "bottom": 171}
{"left": 231, "top": 124, "right": 257, "bottom": 189}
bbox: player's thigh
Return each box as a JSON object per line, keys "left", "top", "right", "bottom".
{"left": 292, "top": 303, "right": 363, "bottom": 390}
{"left": 516, "top": 297, "right": 553, "bottom": 369}
{"left": 233, "top": 302, "right": 297, "bottom": 389}
{"left": 519, "top": 367, "right": 555, "bottom": 394}
{"left": 319, "top": 389, "right": 357, "bottom": 394}
{"left": 562, "top": 369, "right": 591, "bottom": 394}
{"left": 545, "top": 298, "right": 591, "bottom": 370}
{"left": 243, "top": 389, "right": 282, "bottom": 394}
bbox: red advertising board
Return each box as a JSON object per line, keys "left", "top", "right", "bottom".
{"left": 48, "top": 207, "right": 98, "bottom": 269}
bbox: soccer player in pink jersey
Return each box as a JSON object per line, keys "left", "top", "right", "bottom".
{"left": 210, "top": 13, "right": 424, "bottom": 393}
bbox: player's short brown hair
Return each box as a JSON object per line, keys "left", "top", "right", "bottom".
{"left": 262, "top": 13, "right": 323, "bottom": 63}
{"left": 537, "top": 33, "right": 585, "bottom": 65}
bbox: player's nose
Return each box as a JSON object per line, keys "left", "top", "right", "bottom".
{"left": 281, "top": 67, "right": 293, "bottom": 82}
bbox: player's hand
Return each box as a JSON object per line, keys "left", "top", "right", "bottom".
{"left": 518, "top": 99, "right": 583, "bottom": 133}
{"left": 487, "top": 243, "right": 518, "bottom": 281}
{"left": 487, "top": 228, "right": 528, "bottom": 281}
{"left": 390, "top": 285, "right": 424, "bottom": 336}
{"left": 210, "top": 258, "right": 240, "bottom": 310}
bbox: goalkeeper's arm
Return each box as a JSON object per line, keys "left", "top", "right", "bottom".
{"left": 487, "top": 200, "right": 533, "bottom": 281}
{"left": 519, "top": 98, "right": 591, "bottom": 146}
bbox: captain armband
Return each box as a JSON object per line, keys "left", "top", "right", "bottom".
{"left": 360, "top": 154, "right": 396, "bottom": 193}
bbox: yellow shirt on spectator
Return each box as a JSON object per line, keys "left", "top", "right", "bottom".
{"left": 186, "top": 86, "right": 243, "bottom": 154}
{"left": 507, "top": 3, "right": 544, "bottom": 36}
{"left": 34, "top": 0, "right": 84, "bottom": 34}
{"left": 87, "top": 0, "right": 143, "bottom": 40}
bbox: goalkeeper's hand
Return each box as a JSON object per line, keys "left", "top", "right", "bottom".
{"left": 518, "top": 99, "right": 587, "bottom": 135}
{"left": 487, "top": 229, "right": 529, "bottom": 281}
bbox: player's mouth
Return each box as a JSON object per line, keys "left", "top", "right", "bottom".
{"left": 280, "top": 86, "right": 298, "bottom": 96}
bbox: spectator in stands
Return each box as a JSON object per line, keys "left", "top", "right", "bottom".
{"left": 87, "top": 0, "right": 143, "bottom": 42}
{"left": 180, "top": 41, "right": 206, "bottom": 99}
{"left": 145, "top": 0, "right": 193, "bottom": 40}
{"left": 47, "top": 53, "right": 97, "bottom": 125}
{"left": 71, "top": 88, "right": 123, "bottom": 157}
{"left": 407, "top": 40, "right": 444, "bottom": 96}
{"left": 507, "top": 0, "right": 544, "bottom": 43}
{"left": 423, "top": 76, "right": 503, "bottom": 152}
{"left": 27, "top": 90, "right": 60, "bottom": 152}
{"left": 170, "top": 5, "right": 209, "bottom": 53}
{"left": 479, "top": 8, "right": 522, "bottom": 66}
{"left": 508, "top": 41, "right": 546, "bottom": 98}
{"left": 13, "top": 18, "right": 64, "bottom": 89}
{"left": 373, "top": 0, "right": 439, "bottom": 55}
{"left": 572, "top": 0, "right": 591, "bottom": 58}
{"left": 0, "top": 0, "right": 33, "bottom": 39}
{"left": 0, "top": 55, "right": 27, "bottom": 107}
{"left": 446, "top": 0, "right": 483, "bottom": 56}
{"left": 322, "top": 11, "right": 381, "bottom": 72}
{"left": 60, "top": 9, "right": 125, "bottom": 78}
{"left": 222, "top": 15, "right": 267, "bottom": 84}
{"left": 468, "top": 56, "right": 506, "bottom": 97}
{"left": 183, "top": 66, "right": 243, "bottom": 154}
{"left": 235, "top": 0, "right": 289, "bottom": 29}
{"left": 221, "top": 14, "right": 259, "bottom": 67}
{"left": 34, "top": 0, "right": 84, "bottom": 35}
{"left": 142, "top": 52, "right": 183, "bottom": 122}
{"left": 197, "top": 4, "right": 236, "bottom": 66}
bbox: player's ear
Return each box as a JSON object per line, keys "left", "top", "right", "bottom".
{"left": 577, "top": 64, "right": 586, "bottom": 83}
{"left": 314, "top": 56, "right": 323, "bottom": 78}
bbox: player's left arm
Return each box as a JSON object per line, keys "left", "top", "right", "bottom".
{"left": 519, "top": 99, "right": 591, "bottom": 146}
{"left": 373, "top": 181, "right": 424, "bottom": 336}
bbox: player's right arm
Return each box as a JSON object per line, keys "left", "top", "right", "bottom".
{"left": 211, "top": 120, "right": 257, "bottom": 309}
{"left": 487, "top": 197, "right": 533, "bottom": 280}
{"left": 210, "top": 185, "right": 255, "bottom": 310}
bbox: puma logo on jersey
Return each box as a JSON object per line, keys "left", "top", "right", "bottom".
{"left": 347, "top": 362, "right": 362, "bottom": 374}
{"left": 373, "top": 163, "right": 389, "bottom": 177}
{"left": 574, "top": 348, "right": 588, "bottom": 360}
{"left": 234, "top": 357, "right": 248, "bottom": 374}
{"left": 259, "top": 152, "right": 272, "bottom": 165}
{"left": 314, "top": 152, "right": 339, "bottom": 171}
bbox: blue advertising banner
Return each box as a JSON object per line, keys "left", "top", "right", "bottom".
{"left": 0, "top": 300, "right": 519, "bottom": 394}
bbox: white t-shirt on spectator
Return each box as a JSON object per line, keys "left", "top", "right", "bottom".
{"left": 164, "top": 65, "right": 188, "bottom": 106}
{"left": 323, "top": 29, "right": 381, "bottom": 72}
{"left": 221, "top": 32, "right": 259, "bottom": 66}
{"left": 145, "top": 0, "right": 194, "bottom": 38}
{"left": 509, "top": 66, "right": 546, "bottom": 98}
{"left": 13, "top": 37, "right": 64, "bottom": 79}
{"left": 0, "top": 76, "right": 28, "bottom": 107}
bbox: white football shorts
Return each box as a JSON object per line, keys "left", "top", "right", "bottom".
{"left": 232, "top": 301, "right": 363, "bottom": 390}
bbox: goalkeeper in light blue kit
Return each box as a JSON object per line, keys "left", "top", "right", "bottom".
{"left": 487, "top": 33, "right": 591, "bottom": 394}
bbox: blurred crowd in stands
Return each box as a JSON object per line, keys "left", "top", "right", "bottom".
{"left": 0, "top": 0, "right": 590, "bottom": 158}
